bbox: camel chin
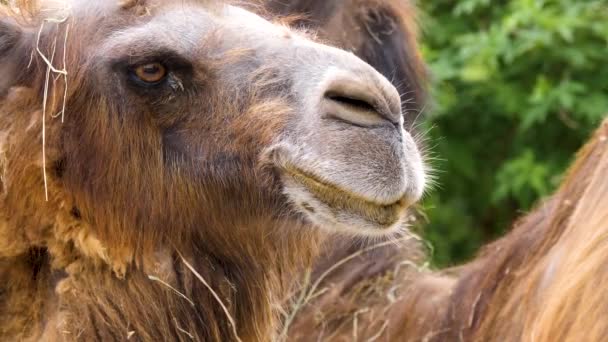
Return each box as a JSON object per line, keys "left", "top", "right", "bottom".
{"left": 270, "top": 125, "right": 426, "bottom": 236}
{"left": 280, "top": 169, "right": 424, "bottom": 236}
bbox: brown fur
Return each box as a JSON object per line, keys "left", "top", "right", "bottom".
{"left": 0, "top": 0, "right": 426, "bottom": 341}
{"left": 286, "top": 119, "right": 608, "bottom": 341}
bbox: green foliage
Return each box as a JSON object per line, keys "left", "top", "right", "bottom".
{"left": 419, "top": 0, "right": 608, "bottom": 266}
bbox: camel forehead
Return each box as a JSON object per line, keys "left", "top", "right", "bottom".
{"left": 61, "top": 0, "right": 286, "bottom": 35}
{"left": 135, "top": 3, "right": 285, "bottom": 34}
{"left": 98, "top": 7, "right": 217, "bottom": 54}
{"left": 58, "top": 1, "right": 294, "bottom": 58}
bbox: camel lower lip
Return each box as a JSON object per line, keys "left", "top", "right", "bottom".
{"left": 284, "top": 165, "right": 406, "bottom": 227}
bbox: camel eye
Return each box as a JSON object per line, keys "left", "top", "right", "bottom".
{"left": 132, "top": 62, "right": 167, "bottom": 84}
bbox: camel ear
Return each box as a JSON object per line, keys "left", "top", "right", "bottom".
{"left": 0, "top": 17, "right": 28, "bottom": 96}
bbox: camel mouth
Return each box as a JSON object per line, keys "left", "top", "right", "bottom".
{"left": 282, "top": 165, "right": 410, "bottom": 230}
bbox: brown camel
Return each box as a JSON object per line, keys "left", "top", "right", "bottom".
{"left": 0, "top": 0, "right": 427, "bottom": 341}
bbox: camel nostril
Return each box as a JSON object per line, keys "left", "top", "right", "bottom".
{"left": 322, "top": 88, "right": 398, "bottom": 128}
{"left": 320, "top": 73, "right": 401, "bottom": 128}
{"left": 325, "top": 92, "right": 378, "bottom": 114}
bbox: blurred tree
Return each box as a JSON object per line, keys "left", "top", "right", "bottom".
{"left": 419, "top": 0, "right": 608, "bottom": 266}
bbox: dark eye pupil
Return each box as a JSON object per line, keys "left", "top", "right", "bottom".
{"left": 142, "top": 65, "right": 160, "bottom": 74}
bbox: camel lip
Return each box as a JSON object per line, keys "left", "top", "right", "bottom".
{"left": 281, "top": 164, "right": 409, "bottom": 228}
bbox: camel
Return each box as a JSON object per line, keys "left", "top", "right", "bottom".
{"left": 285, "top": 120, "right": 608, "bottom": 341}
{"left": 5, "top": 1, "right": 603, "bottom": 341}
{"left": 0, "top": 0, "right": 427, "bottom": 340}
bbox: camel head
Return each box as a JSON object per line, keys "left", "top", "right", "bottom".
{"left": 0, "top": 0, "right": 426, "bottom": 261}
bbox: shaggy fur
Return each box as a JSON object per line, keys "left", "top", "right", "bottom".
{"left": 0, "top": 0, "right": 425, "bottom": 341}
{"left": 286, "top": 119, "right": 608, "bottom": 341}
